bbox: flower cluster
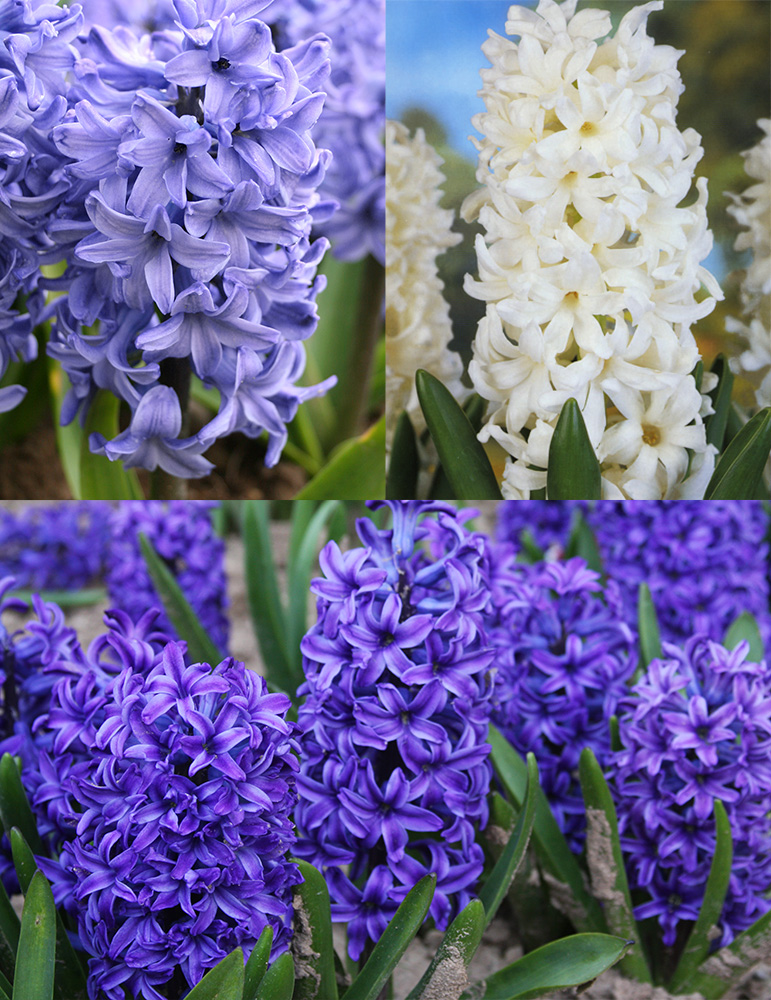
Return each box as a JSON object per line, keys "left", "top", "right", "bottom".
{"left": 106, "top": 500, "right": 229, "bottom": 651}
{"left": 5, "top": 0, "right": 336, "bottom": 475}
{"left": 386, "top": 121, "right": 467, "bottom": 453}
{"left": 494, "top": 499, "right": 584, "bottom": 553}
{"left": 271, "top": 0, "right": 386, "bottom": 264}
{"left": 487, "top": 551, "right": 635, "bottom": 848}
{"left": 0, "top": 502, "right": 111, "bottom": 591}
{"left": 464, "top": 0, "right": 722, "bottom": 499}
{"left": 610, "top": 637, "right": 771, "bottom": 946}
{"left": 295, "top": 501, "right": 494, "bottom": 959}
{"left": 37, "top": 638, "right": 299, "bottom": 999}
{"left": 727, "top": 119, "right": 771, "bottom": 407}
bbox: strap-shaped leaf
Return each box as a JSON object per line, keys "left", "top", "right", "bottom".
{"left": 12, "top": 871, "right": 56, "bottom": 1000}
{"left": 704, "top": 406, "right": 771, "bottom": 499}
{"left": 294, "top": 417, "right": 386, "bottom": 500}
{"left": 579, "top": 749, "right": 651, "bottom": 982}
{"left": 9, "top": 830, "right": 87, "bottom": 1000}
{"left": 668, "top": 801, "right": 732, "bottom": 994}
{"left": 243, "top": 927, "right": 273, "bottom": 1000}
{"left": 254, "top": 951, "right": 294, "bottom": 1000}
{"left": 705, "top": 356, "right": 734, "bottom": 451}
{"left": 682, "top": 902, "right": 771, "bottom": 999}
{"left": 488, "top": 727, "right": 605, "bottom": 933}
{"left": 479, "top": 752, "right": 538, "bottom": 926}
{"left": 80, "top": 390, "right": 145, "bottom": 500}
{"left": 0, "top": 756, "right": 42, "bottom": 856}
{"left": 564, "top": 510, "right": 602, "bottom": 573}
{"left": 387, "top": 411, "right": 419, "bottom": 499}
{"left": 546, "top": 398, "right": 601, "bottom": 500}
{"left": 406, "top": 899, "right": 485, "bottom": 1000}
{"left": 636, "top": 583, "right": 662, "bottom": 679}
{"left": 416, "top": 369, "right": 502, "bottom": 500}
{"left": 183, "top": 948, "right": 244, "bottom": 1000}
{"left": 0, "top": 863, "right": 18, "bottom": 986}
{"left": 724, "top": 612, "right": 764, "bottom": 663}
{"left": 138, "top": 533, "right": 225, "bottom": 666}
{"left": 291, "top": 861, "right": 338, "bottom": 1000}
{"left": 10, "top": 589, "right": 106, "bottom": 609}
{"left": 462, "top": 933, "right": 631, "bottom": 1000}
{"left": 342, "top": 875, "right": 436, "bottom": 1000}
{"left": 242, "top": 501, "right": 294, "bottom": 695}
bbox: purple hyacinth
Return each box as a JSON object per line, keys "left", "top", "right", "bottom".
{"left": 587, "top": 501, "right": 771, "bottom": 647}
{"left": 39, "top": 639, "right": 300, "bottom": 1000}
{"left": 487, "top": 549, "right": 635, "bottom": 849}
{"left": 609, "top": 637, "right": 771, "bottom": 947}
{"left": 105, "top": 501, "right": 229, "bottom": 652}
{"left": 495, "top": 501, "right": 584, "bottom": 554}
{"left": 0, "top": 502, "right": 111, "bottom": 591}
{"left": 295, "top": 501, "right": 494, "bottom": 959}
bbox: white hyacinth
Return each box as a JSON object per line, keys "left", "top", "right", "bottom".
{"left": 385, "top": 119, "right": 467, "bottom": 451}
{"left": 464, "top": 0, "right": 723, "bottom": 499}
{"left": 727, "top": 119, "right": 771, "bottom": 407}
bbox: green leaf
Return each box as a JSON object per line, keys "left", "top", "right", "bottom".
{"left": 243, "top": 927, "right": 273, "bottom": 1000}
{"left": 704, "top": 406, "right": 771, "bottom": 500}
{"left": 564, "top": 510, "right": 602, "bottom": 573}
{"left": 579, "top": 749, "right": 651, "bottom": 982}
{"left": 478, "top": 752, "right": 538, "bottom": 927}
{"left": 13, "top": 872, "right": 56, "bottom": 1000}
{"left": 138, "top": 534, "right": 225, "bottom": 666}
{"left": 386, "top": 411, "right": 419, "bottom": 499}
{"left": 47, "top": 360, "right": 82, "bottom": 499}
{"left": 0, "top": 346, "right": 49, "bottom": 448}
{"left": 291, "top": 861, "right": 338, "bottom": 1000}
{"left": 546, "top": 398, "right": 602, "bottom": 500}
{"left": 0, "top": 755, "right": 43, "bottom": 856}
{"left": 668, "top": 801, "right": 733, "bottom": 994}
{"left": 9, "top": 831, "right": 87, "bottom": 1000}
{"left": 636, "top": 583, "right": 662, "bottom": 678}
{"left": 682, "top": 901, "right": 771, "bottom": 999}
{"left": 183, "top": 948, "right": 244, "bottom": 1000}
{"left": 705, "top": 356, "right": 734, "bottom": 451}
{"left": 406, "top": 899, "right": 485, "bottom": 1000}
{"left": 79, "top": 390, "right": 145, "bottom": 500}
{"left": 488, "top": 727, "right": 606, "bottom": 933}
{"left": 416, "top": 369, "right": 502, "bottom": 500}
{"left": 464, "top": 393, "right": 487, "bottom": 434}
{"left": 724, "top": 612, "right": 764, "bottom": 663}
{"left": 254, "top": 951, "right": 294, "bottom": 1000}
{"left": 295, "top": 417, "right": 386, "bottom": 500}
{"left": 0, "top": 867, "right": 19, "bottom": 986}
{"left": 342, "top": 875, "right": 436, "bottom": 1000}
{"left": 9, "top": 588, "right": 106, "bottom": 608}
{"left": 242, "top": 501, "right": 294, "bottom": 695}
{"left": 287, "top": 502, "right": 343, "bottom": 677}
{"left": 463, "top": 933, "right": 631, "bottom": 1000}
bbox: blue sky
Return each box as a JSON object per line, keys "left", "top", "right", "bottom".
{"left": 386, "top": 1, "right": 525, "bottom": 161}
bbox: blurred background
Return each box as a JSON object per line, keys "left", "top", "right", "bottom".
{"left": 386, "top": 0, "right": 771, "bottom": 405}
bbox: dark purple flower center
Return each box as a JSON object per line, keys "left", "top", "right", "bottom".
{"left": 213, "top": 58, "right": 231, "bottom": 72}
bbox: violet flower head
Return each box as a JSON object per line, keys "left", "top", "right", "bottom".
{"left": 295, "top": 501, "right": 494, "bottom": 959}
{"left": 587, "top": 501, "right": 771, "bottom": 646}
{"left": 610, "top": 637, "right": 771, "bottom": 947}
{"left": 105, "top": 501, "right": 229, "bottom": 651}
{"left": 47, "top": 642, "right": 300, "bottom": 1000}
{"left": 0, "top": 502, "right": 111, "bottom": 591}
{"left": 495, "top": 500, "right": 585, "bottom": 554}
{"left": 488, "top": 550, "right": 635, "bottom": 849}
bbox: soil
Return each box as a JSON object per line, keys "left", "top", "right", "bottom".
{"left": 2, "top": 509, "right": 769, "bottom": 1000}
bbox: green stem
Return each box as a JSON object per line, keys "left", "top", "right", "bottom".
{"left": 150, "top": 356, "right": 191, "bottom": 500}
{"left": 336, "top": 254, "right": 384, "bottom": 442}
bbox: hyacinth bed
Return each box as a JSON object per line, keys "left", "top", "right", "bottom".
{"left": 0, "top": 498, "right": 769, "bottom": 1000}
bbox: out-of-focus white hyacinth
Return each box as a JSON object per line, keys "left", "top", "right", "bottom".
{"left": 727, "top": 120, "right": 771, "bottom": 406}
{"left": 386, "top": 120, "right": 468, "bottom": 450}
{"left": 463, "top": 0, "right": 724, "bottom": 499}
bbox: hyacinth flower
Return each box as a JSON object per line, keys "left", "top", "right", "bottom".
{"left": 463, "top": 0, "right": 724, "bottom": 499}
{"left": 295, "top": 500, "right": 494, "bottom": 959}
{"left": 487, "top": 550, "right": 635, "bottom": 848}
{"left": 105, "top": 500, "right": 229, "bottom": 652}
{"left": 609, "top": 637, "right": 771, "bottom": 951}
{"left": 31, "top": 633, "right": 300, "bottom": 1000}
{"left": 727, "top": 119, "right": 771, "bottom": 406}
{"left": 385, "top": 121, "right": 469, "bottom": 475}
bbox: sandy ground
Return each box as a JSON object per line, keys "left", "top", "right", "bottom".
{"left": 3, "top": 507, "right": 769, "bottom": 1000}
